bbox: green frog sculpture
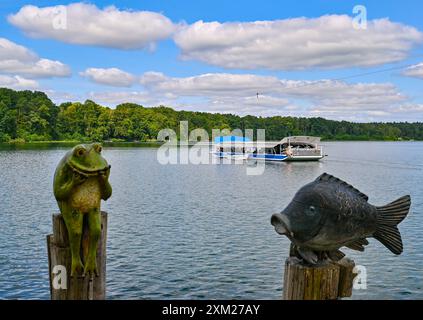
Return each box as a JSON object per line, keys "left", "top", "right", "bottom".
{"left": 53, "top": 143, "right": 112, "bottom": 277}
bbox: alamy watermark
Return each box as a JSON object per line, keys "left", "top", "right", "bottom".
{"left": 52, "top": 265, "right": 67, "bottom": 290}
{"left": 156, "top": 121, "right": 266, "bottom": 175}
{"left": 352, "top": 5, "right": 367, "bottom": 30}
{"left": 51, "top": 5, "right": 67, "bottom": 30}
{"left": 353, "top": 264, "right": 367, "bottom": 290}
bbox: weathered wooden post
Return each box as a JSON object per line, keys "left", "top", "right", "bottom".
{"left": 282, "top": 256, "right": 356, "bottom": 300}
{"left": 47, "top": 212, "right": 108, "bottom": 300}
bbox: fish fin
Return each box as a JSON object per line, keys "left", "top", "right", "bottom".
{"left": 327, "top": 249, "right": 345, "bottom": 261}
{"left": 289, "top": 243, "right": 298, "bottom": 257}
{"left": 374, "top": 195, "right": 411, "bottom": 254}
{"left": 297, "top": 248, "right": 318, "bottom": 265}
{"left": 345, "top": 238, "right": 369, "bottom": 252}
{"left": 317, "top": 173, "right": 369, "bottom": 201}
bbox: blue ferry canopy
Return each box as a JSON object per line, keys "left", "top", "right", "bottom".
{"left": 214, "top": 136, "right": 251, "bottom": 143}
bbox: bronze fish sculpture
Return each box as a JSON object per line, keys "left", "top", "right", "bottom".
{"left": 271, "top": 173, "right": 411, "bottom": 264}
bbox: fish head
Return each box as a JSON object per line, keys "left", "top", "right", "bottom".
{"left": 271, "top": 182, "right": 325, "bottom": 243}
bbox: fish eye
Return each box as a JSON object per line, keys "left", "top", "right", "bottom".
{"left": 306, "top": 205, "right": 317, "bottom": 216}
{"left": 74, "top": 147, "right": 86, "bottom": 157}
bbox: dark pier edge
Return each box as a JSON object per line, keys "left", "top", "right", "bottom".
{"left": 47, "top": 212, "right": 107, "bottom": 300}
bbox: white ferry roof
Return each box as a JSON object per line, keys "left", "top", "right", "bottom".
{"left": 214, "top": 141, "right": 281, "bottom": 148}
{"left": 280, "top": 136, "right": 321, "bottom": 146}
{"left": 214, "top": 136, "right": 251, "bottom": 143}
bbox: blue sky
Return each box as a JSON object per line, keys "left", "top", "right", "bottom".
{"left": 1, "top": 0, "right": 423, "bottom": 122}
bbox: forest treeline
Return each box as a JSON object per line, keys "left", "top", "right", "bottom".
{"left": 1, "top": 88, "right": 422, "bottom": 143}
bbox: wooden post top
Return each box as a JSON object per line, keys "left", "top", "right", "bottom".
{"left": 283, "top": 256, "right": 356, "bottom": 300}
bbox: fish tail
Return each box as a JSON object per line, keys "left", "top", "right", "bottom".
{"left": 374, "top": 195, "right": 411, "bottom": 255}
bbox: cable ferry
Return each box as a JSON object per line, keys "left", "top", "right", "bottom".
{"left": 213, "top": 136, "right": 324, "bottom": 162}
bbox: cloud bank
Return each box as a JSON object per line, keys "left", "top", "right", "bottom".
{"left": 80, "top": 68, "right": 137, "bottom": 87}
{"left": 84, "top": 71, "right": 417, "bottom": 121}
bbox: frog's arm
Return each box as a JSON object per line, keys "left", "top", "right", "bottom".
{"left": 99, "top": 166, "right": 112, "bottom": 200}
{"left": 53, "top": 167, "right": 74, "bottom": 201}
{"left": 101, "top": 180, "right": 112, "bottom": 201}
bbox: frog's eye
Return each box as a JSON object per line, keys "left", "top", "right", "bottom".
{"left": 74, "top": 147, "right": 86, "bottom": 157}
{"left": 95, "top": 145, "right": 102, "bottom": 153}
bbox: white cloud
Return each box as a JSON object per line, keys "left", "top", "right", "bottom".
{"left": 139, "top": 72, "right": 294, "bottom": 113}
{"left": 307, "top": 107, "right": 418, "bottom": 122}
{"left": 80, "top": 68, "right": 137, "bottom": 87}
{"left": 0, "top": 58, "right": 70, "bottom": 78}
{"left": 205, "top": 96, "right": 296, "bottom": 116}
{"left": 402, "top": 63, "right": 423, "bottom": 79}
{"left": 140, "top": 72, "right": 405, "bottom": 107}
{"left": 87, "top": 91, "right": 163, "bottom": 106}
{"left": 174, "top": 15, "right": 423, "bottom": 70}
{"left": 138, "top": 72, "right": 416, "bottom": 120}
{"left": 0, "top": 37, "right": 36, "bottom": 62}
{"left": 282, "top": 80, "right": 406, "bottom": 111}
{"left": 0, "top": 75, "right": 39, "bottom": 89}
{"left": 140, "top": 72, "right": 280, "bottom": 96}
{"left": 391, "top": 104, "right": 423, "bottom": 113}
{"left": 281, "top": 80, "right": 410, "bottom": 120}
{"left": 8, "top": 3, "right": 177, "bottom": 50}
{"left": 0, "top": 37, "right": 70, "bottom": 78}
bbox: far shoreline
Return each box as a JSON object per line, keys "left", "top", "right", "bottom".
{"left": 0, "top": 138, "right": 421, "bottom": 146}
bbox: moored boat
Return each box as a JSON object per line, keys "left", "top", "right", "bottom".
{"left": 280, "top": 136, "right": 324, "bottom": 161}
{"left": 212, "top": 135, "right": 324, "bottom": 162}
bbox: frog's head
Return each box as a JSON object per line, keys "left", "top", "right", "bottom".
{"left": 67, "top": 143, "right": 110, "bottom": 176}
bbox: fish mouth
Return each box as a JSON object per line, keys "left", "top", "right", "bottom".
{"left": 68, "top": 161, "right": 111, "bottom": 177}
{"left": 271, "top": 213, "right": 293, "bottom": 238}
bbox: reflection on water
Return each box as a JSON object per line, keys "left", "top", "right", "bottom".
{"left": 0, "top": 141, "right": 422, "bottom": 299}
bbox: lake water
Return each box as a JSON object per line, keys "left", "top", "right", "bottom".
{"left": 0, "top": 142, "right": 422, "bottom": 299}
